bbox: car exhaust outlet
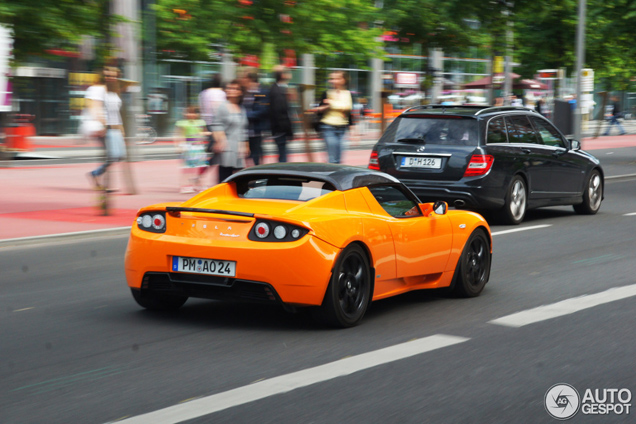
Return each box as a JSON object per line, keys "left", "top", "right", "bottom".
{"left": 454, "top": 200, "right": 466, "bottom": 208}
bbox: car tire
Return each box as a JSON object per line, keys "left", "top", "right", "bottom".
{"left": 573, "top": 169, "right": 603, "bottom": 215}
{"left": 451, "top": 228, "right": 491, "bottom": 298}
{"left": 315, "top": 244, "right": 371, "bottom": 328}
{"left": 500, "top": 175, "right": 527, "bottom": 225}
{"left": 131, "top": 289, "right": 188, "bottom": 311}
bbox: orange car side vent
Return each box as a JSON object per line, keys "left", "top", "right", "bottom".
{"left": 166, "top": 207, "right": 255, "bottom": 218}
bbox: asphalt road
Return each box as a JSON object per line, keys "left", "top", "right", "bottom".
{"left": 2, "top": 157, "right": 636, "bottom": 423}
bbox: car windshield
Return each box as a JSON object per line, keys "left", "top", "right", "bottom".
{"left": 395, "top": 116, "right": 479, "bottom": 146}
{"left": 234, "top": 176, "right": 336, "bottom": 201}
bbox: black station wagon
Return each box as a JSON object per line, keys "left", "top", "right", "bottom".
{"left": 369, "top": 105, "right": 604, "bottom": 224}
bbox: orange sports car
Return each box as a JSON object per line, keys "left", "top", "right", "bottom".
{"left": 125, "top": 163, "right": 492, "bottom": 327}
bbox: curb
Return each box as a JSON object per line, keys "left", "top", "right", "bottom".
{"left": 0, "top": 227, "right": 131, "bottom": 248}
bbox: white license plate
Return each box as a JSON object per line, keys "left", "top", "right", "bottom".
{"left": 401, "top": 156, "right": 442, "bottom": 169}
{"left": 172, "top": 256, "right": 236, "bottom": 277}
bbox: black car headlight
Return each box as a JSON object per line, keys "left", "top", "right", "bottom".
{"left": 249, "top": 220, "right": 308, "bottom": 242}
{"left": 136, "top": 212, "right": 166, "bottom": 233}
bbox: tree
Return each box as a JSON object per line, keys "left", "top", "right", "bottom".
{"left": 154, "top": 0, "right": 384, "bottom": 64}
{"left": 0, "top": 0, "right": 109, "bottom": 64}
{"left": 380, "top": 0, "right": 481, "bottom": 55}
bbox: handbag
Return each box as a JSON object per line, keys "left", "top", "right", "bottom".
{"left": 78, "top": 110, "right": 104, "bottom": 137}
{"left": 312, "top": 111, "right": 323, "bottom": 133}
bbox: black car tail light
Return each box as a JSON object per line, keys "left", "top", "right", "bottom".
{"left": 249, "top": 220, "right": 308, "bottom": 242}
{"left": 368, "top": 150, "right": 380, "bottom": 170}
{"left": 464, "top": 154, "right": 494, "bottom": 177}
{"left": 136, "top": 212, "right": 166, "bottom": 233}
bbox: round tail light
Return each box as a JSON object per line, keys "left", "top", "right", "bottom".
{"left": 255, "top": 222, "right": 270, "bottom": 238}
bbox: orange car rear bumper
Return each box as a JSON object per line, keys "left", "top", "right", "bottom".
{"left": 124, "top": 226, "right": 340, "bottom": 306}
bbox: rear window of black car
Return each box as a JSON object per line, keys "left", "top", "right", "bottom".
{"left": 392, "top": 116, "right": 479, "bottom": 146}
{"left": 234, "top": 176, "right": 336, "bottom": 201}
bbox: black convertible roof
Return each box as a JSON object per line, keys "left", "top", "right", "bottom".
{"left": 226, "top": 163, "right": 400, "bottom": 191}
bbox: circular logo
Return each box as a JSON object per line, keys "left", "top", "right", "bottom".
{"left": 545, "top": 384, "right": 580, "bottom": 420}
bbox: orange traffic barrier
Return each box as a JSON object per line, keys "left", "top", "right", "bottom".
{"left": 4, "top": 124, "right": 35, "bottom": 151}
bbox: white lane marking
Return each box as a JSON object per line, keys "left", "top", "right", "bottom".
{"left": 489, "top": 284, "right": 636, "bottom": 328}
{"left": 623, "top": 212, "right": 636, "bottom": 216}
{"left": 116, "top": 335, "right": 469, "bottom": 424}
{"left": 0, "top": 227, "right": 131, "bottom": 247}
{"left": 606, "top": 172, "right": 636, "bottom": 180}
{"left": 491, "top": 224, "right": 552, "bottom": 236}
{"left": 13, "top": 307, "right": 34, "bottom": 312}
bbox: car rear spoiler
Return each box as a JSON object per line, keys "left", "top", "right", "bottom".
{"left": 165, "top": 207, "right": 255, "bottom": 218}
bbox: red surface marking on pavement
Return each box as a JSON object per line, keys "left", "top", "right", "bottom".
{"left": 581, "top": 136, "right": 636, "bottom": 150}
{"left": 0, "top": 207, "right": 137, "bottom": 226}
{"left": 5, "top": 165, "right": 75, "bottom": 170}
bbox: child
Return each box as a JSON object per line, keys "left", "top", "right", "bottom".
{"left": 175, "top": 106, "right": 209, "bottom": 193}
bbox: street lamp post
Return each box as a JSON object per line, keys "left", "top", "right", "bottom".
{"left": 574, "top": 0, "right": 586, "bottom": 141}
{"left": 502, "top": 1, "right": 514, "bottom": 105}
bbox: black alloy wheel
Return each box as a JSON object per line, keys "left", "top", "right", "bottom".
{"left": 573, "top": 169, "right": 603, "bottom": 215}
{"left": 131, "top": 289, "right": 188, "bottom": 311}
{"left": 316, "top": 244, "right": 371, "bottom": 328}
{"left": 451, "top": 229, "right": 491, "bottom": 298}
{"left": 500, "top": 175, "right": 527, "bottom": 225}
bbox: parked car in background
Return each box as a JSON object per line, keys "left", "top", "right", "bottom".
{"left": 369, "top": 105, "right": 604, "bottom": 224}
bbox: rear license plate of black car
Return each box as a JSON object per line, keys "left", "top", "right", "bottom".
{"left": 400, "top": 157, "right": 442, "bottom": 169}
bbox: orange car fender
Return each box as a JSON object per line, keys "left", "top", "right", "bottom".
{"left": 445, "top": 211, "right": 492, "bottom": 272}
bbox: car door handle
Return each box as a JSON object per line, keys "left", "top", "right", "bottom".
{"left": 521, "top": 148, "right": 532, "bottom": 154}
{"left": 552, "top": 149, "right": 566, "bottom": 157}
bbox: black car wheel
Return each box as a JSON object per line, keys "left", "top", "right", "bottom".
{"left": 501, "top": 175, "right": 527, "bottom": 225}
{"left": 451, "top": 228, "right": 491, "bottom": 298}
{"left": 573, "top": 169, "right": 603, "bottom": 215}
{"left": 131, "top": 289, "right": 188, "bottom": 311}
{"left": 316, "top": 244, "right": 371, "bottom": 328}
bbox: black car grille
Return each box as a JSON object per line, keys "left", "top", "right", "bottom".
{"left": 141, "top": 272, "right": 280, "bottom": 304}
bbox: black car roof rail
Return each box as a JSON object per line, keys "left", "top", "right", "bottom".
{"left": 403, "top": 105, "right": 486, "bottom": 113}
{"left": 474, "top": 106, "right": 539, "bottom": 115}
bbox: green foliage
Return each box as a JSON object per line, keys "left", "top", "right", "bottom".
{"left": 154, "top": 0, "right": 384, "bottom": 64}
{"left": 380, "top": 0, "right": 480, "bottom": 54}
{"left": 0, "top": 0, "right": 108, "bottom": 64}
{"left": 1, "top": 0, "right": 635, "bottom": 92}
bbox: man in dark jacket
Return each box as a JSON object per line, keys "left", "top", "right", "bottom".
{"left": 603, "top": 96, "right": 626, "bottom": 136}
{"left": 268, "top": 66, "right": 293, "bottom": 162}
{"left": 243, "top": 72, "right": 269, "bottom": 165}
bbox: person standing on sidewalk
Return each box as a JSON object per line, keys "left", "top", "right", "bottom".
{"left": 243, "top": 72, "right": 269, "bottom": 166}
{"left": 268, "top": 66, "right": 293, "bottom": 163}
{"left": 315, "top": 71, "right": 353, "bottom": 164}
{"left": 603, "top": 96, "right": 626, "bottom": 136}
{"left": 175, "top": 106, "right": 209, "bottom": 193}
{"left": 211, "top": 80, "right": 249, "bottom": 182}
{"left": 197, "top": 74, "right": 226, "bottom": 184}
{"left": 88, "top": 66, "right": 126, "bottom": 190}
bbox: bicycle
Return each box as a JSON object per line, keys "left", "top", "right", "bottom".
{"left": 135, "top": 114, "right": 157, "bottom": 144}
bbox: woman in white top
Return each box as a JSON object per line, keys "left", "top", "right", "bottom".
{"left": 88, "top": 67, "right": 125, "bottom": 189}
{"left": 316, "top": 71, "right": 353, "bottom": 164}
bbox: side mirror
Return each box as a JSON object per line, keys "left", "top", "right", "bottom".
{"left": 433, "top": 201, "right": 448, "bottom": 215}
{"left": 569, "top": 138, "right": 581, "bottom": 150}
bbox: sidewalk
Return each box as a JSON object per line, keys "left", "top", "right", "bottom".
{"left": 1, "top": 131, "right": 636, "bottom": 244}
{"left": 0, "top": 137, "right": 375, "bottom": 242}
